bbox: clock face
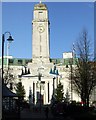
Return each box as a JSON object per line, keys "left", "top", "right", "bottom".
{"left": 37, "top": 25, "right": 45, "bottom": 33}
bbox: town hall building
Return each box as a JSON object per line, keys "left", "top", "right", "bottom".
{"left": 21, "top": 2, "right": 81, "bottom": 105}
{"left": 0, "top": 2, "right": 83, "bottom": 106}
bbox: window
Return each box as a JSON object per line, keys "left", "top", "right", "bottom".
{"left": 25, "top": 60, "right": 32, "bottom": 64}
{"left": 9, "top": 59, "right": 14, "bottom": 64}
{"left": 39, "top": 11, "right": 43, "bottom": 13}
{"left": 66, "top": 65, "right": 69, "bottom": 68}
{"left": 18, "top": 60, "right": 22, "bottom": 64}
{"left": 38, "top": 11, "right": 43, "bottom": 20}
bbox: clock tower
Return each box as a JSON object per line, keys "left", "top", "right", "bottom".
{"left": 32, "top": 3, "right": 50, "bottom": 63}
{"left": 24, "top": 2, "right": 58, "bottom": 105}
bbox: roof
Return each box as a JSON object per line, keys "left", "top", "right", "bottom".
{"left": 3, "top": 84, "right": 18, "bottom": 97}
{"left": 34, "top": 3, "right": 47, "bottom": 10}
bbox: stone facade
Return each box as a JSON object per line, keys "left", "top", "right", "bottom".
{"left": 27, "top": 2, "right": 55, "bottom": 104}
{"left": 32, "top": 3, "right": 50, "bottom": 64}
{"left": 0, "top": 3, "right": 83, "bottom": 106}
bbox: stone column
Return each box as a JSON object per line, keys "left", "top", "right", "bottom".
{"left": 45, "top": 81, "right": 48, "bottom": 104}
{"left": 49, "top": 81, "right": 53, "bottom": 103}
{"left": 33, "top": 82, "right": 35, "bottom": 104}
{"left": 55, "top": 75, "right": 59, "bottom": 88}
{"left": 29, "top": 86, "right": 32, "bottom": 104}
{"left": 53, "top": 77, "right": 55, "bottom": 96}
{"left": 31, "top": 82, "right": 33, "bottom": 102}
{"left": 34, "top": 82, "right": 37, "bottom": 104}
{"left": 54, "top": 77, "right": 57, "bottom": 89}
{"left": 48, "top": 82, "right": 50, "bottom": 103}
{"left": 33, "top": 82, "right": 37, "bottom": 104}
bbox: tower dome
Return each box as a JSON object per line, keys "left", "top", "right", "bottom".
{"left": 34, "top": 3, "right": 47, "bottom": 10}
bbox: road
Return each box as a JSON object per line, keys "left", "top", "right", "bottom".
{"left": 20, "top": 108, "right": 73, "bottom": 120}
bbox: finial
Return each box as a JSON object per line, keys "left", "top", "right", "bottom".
{"left": 40, "top": 0, "right": 42, "bottom": 3}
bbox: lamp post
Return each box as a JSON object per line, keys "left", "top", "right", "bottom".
{"left": 2, "top": 32, "right": 14, "bottom": 84}
{"left": 6, "top": 39, "right": 12, "bottom": 68}
{"left": 2, "top": 32, "right": 14, "bottom": 119}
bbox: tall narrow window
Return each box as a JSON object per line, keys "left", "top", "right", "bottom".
{"left": 40, "top": 35, "right": 42, "bottom": 54}
{"left": 40, "top": 45, "right": 42, "bottom": 53}
{"left": 38, "top": 11, "right": 43, "bottom": 20}
{"left": 40, "top": 35, "right": 41, "bottom": 42}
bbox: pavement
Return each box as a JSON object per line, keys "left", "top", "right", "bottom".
{"left": 3, "top": 105, "right": 96, "bottom": 120}
{"left": 20, "top": 107, "right": 96, "bottom": 120}
{"left": 20, "top": 108, "right": 54, "bottom": 119}
{"left": 3, "top": 106, "right": 73, "bottom": 120}
{"left": 20, "top": 108, "right": 73, "bottom": 120}
{"left": 5, "top": 107, "right": 96, "bottom": 120}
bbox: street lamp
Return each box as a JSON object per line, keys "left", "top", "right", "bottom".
{"left": 2, "top": 32, "right": 14, "bottom": 84}
{"left": 1, "top": 32, "right": 13, "bottom": 119}
{"left": 6, "top": 38, "right": 13, "bottom": 68}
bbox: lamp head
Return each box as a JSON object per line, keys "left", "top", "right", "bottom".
{"left": 7, "top": 35, "right": 14, "bottom": 42}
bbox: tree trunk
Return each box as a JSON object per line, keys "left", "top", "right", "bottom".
{"left": 87, "top": 96, "right": 89, "bottom": 107}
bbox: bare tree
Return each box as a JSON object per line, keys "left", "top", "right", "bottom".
{"left": 71, "top": 30, "right": 96, "bottom": 107}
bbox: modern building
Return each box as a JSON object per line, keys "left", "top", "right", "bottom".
{"left": 63, "top": 52, "right": 73, "bottom": 59}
